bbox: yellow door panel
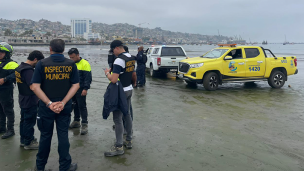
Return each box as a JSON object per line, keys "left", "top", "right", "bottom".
{"left": 245, "top": 48, "right": 266, "bottom": 77}
{"left": 223, "top": 59, "right": 246, "bottom": 78}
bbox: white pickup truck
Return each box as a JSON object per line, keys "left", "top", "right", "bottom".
{"left": 145, "top": 45, "right": 187, "bottom": 77}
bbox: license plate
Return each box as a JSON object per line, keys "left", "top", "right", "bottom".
{"left": 170, "top": 69, "right": 177, "bottom": 72}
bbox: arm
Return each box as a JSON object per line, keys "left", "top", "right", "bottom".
{"left": 132, "top": 71, "right": 137, "bottom": 87}
{"left": 30, "top": 83, "right": 51, "bottom": 105}
{"left": 104, "top": 68, "right": 119, "bottom": 84}
{"left": 0, "top": 62, "right": 19, "bottom": 84}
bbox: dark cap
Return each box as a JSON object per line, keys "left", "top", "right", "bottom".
{"left": 68, "top": 48, "right": 79, "bottom": 55}
{"left": 110, "top": 40, "right": 124, "bottom": 52}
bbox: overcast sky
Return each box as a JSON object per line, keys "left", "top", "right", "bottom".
{"left": 2, "top": 0, "right": 303, "bottom": 42}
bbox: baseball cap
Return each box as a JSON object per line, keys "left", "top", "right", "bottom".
{"left": 110, "top": 40, "right": 124, "bottom": 52}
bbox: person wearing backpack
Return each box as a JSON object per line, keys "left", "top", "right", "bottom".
{"left": 136, "top": 46, "right": 147, "bottom": 87}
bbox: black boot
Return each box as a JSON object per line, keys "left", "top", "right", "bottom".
{"left": 69, "top": 163, "right": 78, "bottom": 171}
{"left": 1, "top": 130, "right": 15, "bottom": 139}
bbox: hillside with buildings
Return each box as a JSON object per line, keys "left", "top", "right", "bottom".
{"left": 0, "top": 18, "right": 242, "bottom": 44}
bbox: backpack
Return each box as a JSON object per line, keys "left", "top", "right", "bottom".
{"left": 142, "top": 54, "right": 147, "bottom": 64}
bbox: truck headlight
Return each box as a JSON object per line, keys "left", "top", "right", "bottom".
{"left": 190, "top": 63, "right": 204, "bottom": 68}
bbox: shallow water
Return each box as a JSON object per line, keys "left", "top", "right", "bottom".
{"left": 0, "top": 44, "right": 303, "bottom": 171}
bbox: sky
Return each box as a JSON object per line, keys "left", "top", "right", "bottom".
{"left": 2, "top": 0, "right": 304, "bottom": 43}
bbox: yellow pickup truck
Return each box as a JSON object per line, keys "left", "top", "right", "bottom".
{"left": 179, "top": 44, "right": 298, "bottom": 91}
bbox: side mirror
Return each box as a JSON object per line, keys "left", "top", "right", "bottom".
{"left": 224, "top": 56, "right": 232, "bottom": 60}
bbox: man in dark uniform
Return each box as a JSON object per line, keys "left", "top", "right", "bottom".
{"left": 30, "top": 39, "right": 79, "bottom": 171}
{"left": 68, "top": 48, "right": 92, "bottom": 135}
{"left": 136, "top": 46, "right": 147, "bottom": 87}
{"left": 104, "top": 40, "right": 136, "bottom": 156}
{"left": 0, "top": 42, "right": 19, "bottom": 139}
{"left": 15, "top": 50, "right": 44, "bottom": 149}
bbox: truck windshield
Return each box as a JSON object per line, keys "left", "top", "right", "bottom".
{"left": 201, "top": 49, "right": 228, "bottom": 58}
{"left": 161, "top": 47, "right": 186, "bottom": 56}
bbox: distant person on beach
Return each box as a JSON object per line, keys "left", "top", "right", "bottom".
{"left": 30, "top": 39, "right": 79, "bottom": 171}
{"left": 0, "top": 42, "right": 18, "bottom": 139}
{"left": 104, "top": 40, "right": 136, "bottom": 156}
{"left": 15, "top": 50, "right": 44, "bottom": 150}
{"left": 68, "top": 48, "right": 92, "bottom": 135}
{"left": 136, "top": 46, "right": 147, "bottom": 87}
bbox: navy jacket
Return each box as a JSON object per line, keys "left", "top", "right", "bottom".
{"left": 102, "top": 81, "right": 128, "bottom": 119}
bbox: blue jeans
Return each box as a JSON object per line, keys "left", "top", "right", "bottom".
{"left": 20, "top": 105, "right": 38, "bottom": 145}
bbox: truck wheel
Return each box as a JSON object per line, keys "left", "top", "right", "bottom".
{"left": 268, "top": 70, "right": 286, "bottom": 88}
{"left": 203, "top": 72, "right": 218, "bottom": 91}
{"left": 150, "top": 64, "right": 156, "bottom": 77}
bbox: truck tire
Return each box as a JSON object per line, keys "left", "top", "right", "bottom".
{"left": 150, "top": 64, "right": 156, "bottom": 77}
{"left": 268, "top": 70, "right": 286, "bottom": 88}
{"left": 203, "top": 72, "right": 218, "bottom": 91}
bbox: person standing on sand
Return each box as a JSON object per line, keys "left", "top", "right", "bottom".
{"left": 30, "top": 39, "right": 79, "bottom": 171}
{"left": 15, "top": 50, "right": 44, "bottom": 150}
{"left": 68, "top": 48, "right": 92, "bottom": 135}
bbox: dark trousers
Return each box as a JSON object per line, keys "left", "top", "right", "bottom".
{"left": 0, "top": 88, "right": 15, "bottom": 131}
{"left": 36, "top": 100, "right": 72, "bottom": 171}
{"left": 136, "top": 64, "right": 146, "bottom": 85}
{"left": 20, "top": 105, "right": 38, "bottom": 145}
{"left": 72, "top": 91, "right": 88, "bottom": 123}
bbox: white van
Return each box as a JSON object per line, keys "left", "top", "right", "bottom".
{"left": 145, "top": 45, "right": 187, "bottom": 77}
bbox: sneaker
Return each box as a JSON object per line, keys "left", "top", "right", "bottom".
{"left": 20, "top": 143, "right": 25, "bottom": 147}
{"left": 1, "top": 130, "right": 15, "bottom": 139}
{"left": 69, "top": 121, "right": 81, "bottom": 129}
{"left": 104, "top": 145, "right": 124, "bottom": 157}
{"left": 80, "top": 123, "right": 88, "bottom": 135}
{"left": 69, "top": 163, "right": 77, "bottom": 171}
{"left": 24, "top": 138, "right": 39, "bottom": 150}
{"left": 123, "top": 140, "right": 132, "bottom": 149}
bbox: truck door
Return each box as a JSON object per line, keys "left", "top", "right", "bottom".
{"left": 245, "top": 48, "right": 266, "bottom": 77}
{"left": 146, "top": 47, "right": 153, "bottom": 68}
{"left": 222, "top": 48, "right": 246, "bottom": 79}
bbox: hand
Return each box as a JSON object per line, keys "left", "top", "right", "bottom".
{"left": 81, "top": 90, "right": 87, "bottom": 96}
{"left": 49, "top": 102, "right": 62, "bottom": 114}
{"left": 133, "top": 82, "right": 137, "bottom": 87}
{"left": 104, "top": 68, "right": 110, "bottom": 75}
{"left": 56, "top": 102, "right": 65, "bottom": 112}
{"left": 0, "top": 78, "right": 4, "bottom": 85}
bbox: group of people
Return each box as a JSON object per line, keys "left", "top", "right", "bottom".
{"left": 0, "top": 39, "right": 147, "bottom": 171}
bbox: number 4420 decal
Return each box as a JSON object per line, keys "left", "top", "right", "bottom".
{"left": 249, "top": 67, "right": 260, "bottom": 71}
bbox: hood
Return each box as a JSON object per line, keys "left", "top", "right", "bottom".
{"left": 181, "top": 57, "right": 218, "bottom": 64}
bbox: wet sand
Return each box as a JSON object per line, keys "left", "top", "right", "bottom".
{"left": 0, "top": 47, "right": 304, "bottom": 171}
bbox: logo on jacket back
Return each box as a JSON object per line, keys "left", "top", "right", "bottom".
{"left": 44, "top": 66, "right": 72, "bottom": 80}
{"left": 125, "top": 60, "right": 135, "bottom": 72}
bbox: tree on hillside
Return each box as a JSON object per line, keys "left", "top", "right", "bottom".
{"left": 45, "top": 32, "right": 52, "bottom": 36}
{"left": 4, "top": 29, "right": 12, "bottom": 36}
